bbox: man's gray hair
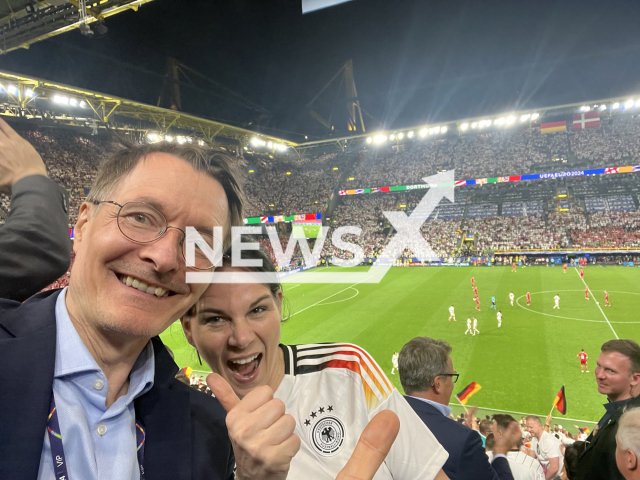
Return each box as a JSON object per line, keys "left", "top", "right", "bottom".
{"left": 86, "top": 142, "right": 246, "bottom": 249}
{"left": 398, "top": 337, "right": 451, "bottom": 395}
{"left": 618, "top": 406, "right": 640, "bottom": 459}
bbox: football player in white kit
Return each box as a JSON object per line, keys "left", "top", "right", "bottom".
{"left": 553, "top": 294, "right": 560, "bottom": 309}
{"left": 497, "top": 310, "right": 502, "bottom": 328}
{"left": 181, "top": 248, "right": 449, "bottom": 480}
{"left": 391, "top": 351, "right": 399, "bottom": 375}
{"left": 465, "top": 317, "right": 473, "bottom": 335}
{"left": 509, "top": 292, "right": 515, "bottom": 306}
{"left": 448, "top": 304, "right": 456, "bottom": 322}
{"left": 473, "top": 317, "right": 480, "bottom": 335}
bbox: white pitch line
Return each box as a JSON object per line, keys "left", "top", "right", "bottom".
{"left": 574, "top": 267, "right": 619, "bottom": 339}
{"left": 285, "top": 284, "right": 301, "bottom": 290}
{"left": 290, "top": 277, "right": 371, "bottom": 318}
{"left": 450, "top": 404, "right": 597, "bottom": 424}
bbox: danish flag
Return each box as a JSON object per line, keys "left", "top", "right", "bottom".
{"left": 573, "top": 112, "right": 600, "bottom": 130}
{"left": 605, "top": 167, "right": 619, "bottom": 174}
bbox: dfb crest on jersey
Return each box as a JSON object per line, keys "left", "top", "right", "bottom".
{"left": 310, "top": 416, "right": 345, "bottom": 456}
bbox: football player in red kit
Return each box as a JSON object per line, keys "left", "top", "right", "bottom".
{"left": 526, "top": 291, "right": 531, "bottom": 306}
{"left": 578, "top": 349, "right": 589, "bottom": 373}
{"left": 585, "top": 285, "right": 589, "bottom": 300}
{"left": 604, "top": 290, "right": 611, "bottom": 307}
{"left": 512, "top": 262, "right": 516, "bottom": 272}
{"left": 471, "top": 276, "right": 475, "bottom": 288}
{"left": 580, "top": 268, "right": 584, "bottom": 280}
{"left": 474, "top": 296, "right": 481, "bottom": 311}
{"left": 563, "top": 263, "right": 567, "bottom": 273}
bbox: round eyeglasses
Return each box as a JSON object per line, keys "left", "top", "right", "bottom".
{"left": 94, "top": 200, "right": 219, "bottom": 270}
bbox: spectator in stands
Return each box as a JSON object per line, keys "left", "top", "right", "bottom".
{"left": 399, "top": 336, "right": 518, "bottom": 479}
{"left": 525, "top": 415, "right": 563, "bottom": 479}
{"left": 0, "top": 118, "right": 71, "bottom": 301}
{"left": 486, "top": 416, "right": 545, "bottom": 480}
{"left": 181, "top": 247, "right": 450, "bottom": 479}
{"left": 571, "top": 339, "right": 640, "bottom": 480}
{"left": 0, "top": 143, "right": 246, "bottom": 479}
{"left": 616, "top": 406, "right": 640, "bottom": 480}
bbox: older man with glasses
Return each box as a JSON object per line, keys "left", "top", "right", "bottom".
{"left": 0, "top": 142, "right": 245, "bottom": 480}
{"left": 399, "top": 336, "right": 518, "bottom": 480}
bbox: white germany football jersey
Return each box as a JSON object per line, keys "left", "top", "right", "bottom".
{"left": 275, "top": 343, "right": 449, "bottom": 479}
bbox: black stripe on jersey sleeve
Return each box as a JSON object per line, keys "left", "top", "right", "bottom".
{"left": 280, "top": 344, "right": 298, "bottom": 375}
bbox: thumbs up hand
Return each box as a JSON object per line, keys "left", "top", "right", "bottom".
{"left": 208, "top": 373, "right": 301, "bottom": 480}
{"left": 208, "top": 373, "right": 401, "bottom": 480}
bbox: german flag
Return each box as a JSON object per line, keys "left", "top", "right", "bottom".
{"left": 553, "top": 385, "right": 567, "bottom": 415}
{"left": 182, "top": 366, "right": 193, "bottom": 377}
{"left": 541, "top": 121, "right": 567, "bottom": 134}
{"left": 456, "top": 382, "right": 482, "bottom": 405}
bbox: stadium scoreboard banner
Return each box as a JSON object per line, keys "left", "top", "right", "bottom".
{"left": 244, "top": 213, "right": 322, "bottom": 225}
{"left": 337, "top": 164, "right": 640, "bottom": 196}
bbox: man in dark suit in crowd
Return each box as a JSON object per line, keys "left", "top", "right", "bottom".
{"left": 0, "top": 143, "right": 248, "bottom": 479}
{"left": 570, "top": 339, "right": 640, "bottom": 480}
{"left": 399, "top": 336, "right": 517, "bottom": 480}
{"left": 0, "top": 118, "right": 70, "bottom": 301}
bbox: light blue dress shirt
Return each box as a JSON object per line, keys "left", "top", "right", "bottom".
{"left": 407, "top": 396, "right": 453, "bottom": 417}
{"left": 38, "top": 288, "right": 155, "bottom": 480}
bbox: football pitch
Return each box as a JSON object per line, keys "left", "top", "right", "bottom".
{"left": 160, "top": 264, "right": 640, "bottom": 427}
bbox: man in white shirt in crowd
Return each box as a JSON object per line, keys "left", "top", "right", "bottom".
{"left": 486, "top": 415, "right": 545, "bottom": 480}
{"left": 526, "top": 415, "right": 563, "bottom": 479}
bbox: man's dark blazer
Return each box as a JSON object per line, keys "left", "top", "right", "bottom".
{"left": 0, "top": 290, "right": 235, "bottom": 480}
{"left": 404, "top": 396, "right": 513, "bottom": 480}
{"left": 571, "top": 395, "right": 640, "bottom": 480}
{"left": 0, "top": 175, "right": 71, "bottom": 302}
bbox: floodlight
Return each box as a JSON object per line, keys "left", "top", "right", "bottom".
{"left": 7, "top": 85, "right": 18, "bottom": 95}
{"left": 520, "top": 114, "right": 530, "bottom": 122}
{"left": 389, "top": 134, "right": 396, "bottom": 140}
{"left": 267, "top": 141, "right": 273, "bottom": 148}
{"left": 419, "top": 128, "right": 428, "bottom": 137}
{"left": 441, "top": 126, "right": 448, "bottom": 133}
{"left": 625, "top": 99, "right": 634, "bottom": 109}
{"left": 636, "top": 100, "right": 640, "bottom": 108}
{"left": 460, "top": 123, "right": 469, "bottom": 130}
{"left": 373, "top": 134, "right": 387, "bottom": 143}
{"left": 366, "top": 137, "right": 372, "bottom": 144}
{"left": 251, "top": 137, "right": 261, "bottom": 146}
{"left": 471, "top": 122, "right": 478, "bottom": 129}
{"left": 580, "top": 105, "right": 590, "bottom": 112}
{"left": 495, "top": 117, "right": 505, "bottom": 125}
{"left": 177, "top": 136, "right": 187, "bottom": 144}
{"left": 0, "top": 84, "right": 4, "bottom": 93}
{"left": 397, "top": 132, "right": 404, "bottom": 139}
{"left": 612, "top": 103, "right": 620, "bottom": 110}
{"left": 53, "top": 95, "right": 69, "bottom": 105}
{"left": 147, "top": 133, "right": 160, "bottom": 142}
{"left": 599, "top": 104, "right": 606, "bottom": 111}
{"left": 531, "top": 113, "right": 539, "bottom": 120}
{"left": 79, "top": 101, "right": 88, "bottom": 108}
{"left": 506, "top": 116, "right": 515, "bottom": 125}
{"left": 407, "top": 131, "right": 414, "bottom": 138}
{"left": 25, "top": 89, "right": 35, "bottom": 98}
{"left": 69, "top": 98, "right": 78, "bottom": 107}
{"left": 165, "top": 135, "right": 174, "bottom": 142}
{"left": 434, "top": 126, "right": 441, "bottom": 134}
{"left": 197, "top": 140, "right": 205, "bottom": 146}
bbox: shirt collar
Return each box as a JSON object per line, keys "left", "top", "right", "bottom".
{"left": 408, "top": 396, "right": 452, "bottom": 417}
{"left": 54, "top": 287, "right": 155, "bottom": 396}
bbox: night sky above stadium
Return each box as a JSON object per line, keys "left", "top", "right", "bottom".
{"left": 1, "top": 0, "right": 640, "bottom": 141}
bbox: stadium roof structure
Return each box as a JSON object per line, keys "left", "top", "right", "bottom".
{"left": 0, "top": 0, "right": 155, "bottom": 54}
{"left": 0, "top": 69, "right": 297, "bottom": 148}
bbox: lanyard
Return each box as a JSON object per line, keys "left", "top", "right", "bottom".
{"left": 47, "top": 395, "right": 146, "bottom": 480}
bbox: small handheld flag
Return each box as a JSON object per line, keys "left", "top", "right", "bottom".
{"left": 456, "top": 382, "right": 482, "bottom": 405}
{"left": 553, "top": 385, "right": 567, "bottom": 415}
{"left": 182, "top": 366, "right": 193, "bottom": 378}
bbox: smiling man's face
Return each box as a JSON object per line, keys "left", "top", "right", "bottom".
{"left": 67, "top": 153, "right": 229, "bottom": 339}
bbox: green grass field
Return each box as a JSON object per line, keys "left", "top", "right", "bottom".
{"left": 161, "top": 264, "right": 640, "bottom": 428}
